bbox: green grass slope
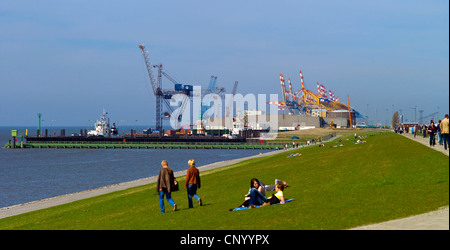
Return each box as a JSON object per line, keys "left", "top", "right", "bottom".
{"left": 0, "top": 132, "right": 448, "bottom": 230}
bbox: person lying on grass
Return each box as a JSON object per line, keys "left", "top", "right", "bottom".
{"left": 261, "top": 182, "right": 286, "bottom": 207}
{"left": 264, "top": 179, "right": 288, "bottom": 192}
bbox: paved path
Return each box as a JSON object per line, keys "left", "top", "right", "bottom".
{"left": 351, "top": 206, "right": 449, "bottom": 230}
{"left": 401, "top": 132, "right": 449, "bottom": 156}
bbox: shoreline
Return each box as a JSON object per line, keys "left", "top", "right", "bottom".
{"left": 0, "top": 143, "right": 301, "bottom": 219}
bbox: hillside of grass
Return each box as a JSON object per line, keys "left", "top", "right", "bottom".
{"left": 0, "top": 131, "right": 448, "bottom": 229}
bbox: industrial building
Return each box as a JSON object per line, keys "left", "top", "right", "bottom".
{"left": 205, "top": 112, "right": 356, "bottom": 130}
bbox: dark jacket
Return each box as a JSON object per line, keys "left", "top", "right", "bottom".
{"left": 157, "top": 167, "right": 175, "bottom": 193}
{"left": 428, "top": 124, "right": 437, "bottom": 136}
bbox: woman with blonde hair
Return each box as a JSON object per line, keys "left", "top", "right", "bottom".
{"left": 185, "top": 159, "right": 202, "bottom": 208}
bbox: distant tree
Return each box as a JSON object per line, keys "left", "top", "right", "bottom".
{"left": 391, "top": 111, "right": 400, "bottom": 128}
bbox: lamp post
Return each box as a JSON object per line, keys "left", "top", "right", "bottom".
{"left": 37, "top": 113, "right": 42, "bottom": 137}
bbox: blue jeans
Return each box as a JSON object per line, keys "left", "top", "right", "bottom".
{"left": 187, "top": 184, "right": 201, "bottom": 208}
{"left": 249, "top": 187, "right": 267, "bottom": 206}
{"left": 159, "top": 190, "right": 176, "bottom": 213}
{"left": 430, "top": 134, "right": 436, "bottom": 146}
{"left": 442, "top": 133, "right": 449, "bottom": 150}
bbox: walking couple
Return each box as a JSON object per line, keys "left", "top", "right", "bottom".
{"left": 156, "top": 159, "right": 202, "bottom": 213}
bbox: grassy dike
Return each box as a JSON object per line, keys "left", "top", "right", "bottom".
{"left": 0, "top": 131, "right": 448, "bottom": 230}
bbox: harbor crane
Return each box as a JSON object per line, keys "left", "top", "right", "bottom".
{"left": 419, "top": 111, "right": 439, "bottom": 125}
{"left": 225, "top": 81, "right": 239, "bottom": 117}
{"left": 139, "top": 44, "right": 192, "bottom": 132}
{"left": 139, "top": 44, "right": 228, "bottom": 133}
{"left": 269, "top": 73, "right": 300, "bottom": 114}
{"left": 201, "top": 75, "right": 219, "bottom": 117}
{"left": 269, "top": 69, "right": 363, "bottom": 118}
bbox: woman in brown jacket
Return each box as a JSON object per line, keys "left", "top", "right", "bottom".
{"left": 184, "top": 159, "right": 202, "bottom": 208}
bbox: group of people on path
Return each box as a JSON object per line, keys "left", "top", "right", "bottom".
{"left": 425, "top": 114, "right": 449, "bottom": 149}
{"left": 395, "top": 114, "right": 449, "bottom": 150}
{"left": 156, "top": 159, "right": 202, "bottom": 213}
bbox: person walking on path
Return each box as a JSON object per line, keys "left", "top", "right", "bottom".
{"left": 156, "top": 160, "right": 177, "bottom": 213}
{"left": 427, "top": 120, "right": 437, "bottom": 147}
{"left": 184, "top": 159, "right": 202, "bottom": 208}
{"left": 440, "top": 114, "right": 449, "bottom": 150}
{"left": 437, "top": 120, "right": 442, "bottom": 145}
{"left": 422, "top": 124, "right": 427, "bottom": 138}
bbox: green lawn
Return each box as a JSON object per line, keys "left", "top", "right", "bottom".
{"left": 0, "top": 131, "right": 448, "bottom": 230}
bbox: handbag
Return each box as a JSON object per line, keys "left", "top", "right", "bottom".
{"left": 172, "top": 179, "right": 179, "bottom": 192}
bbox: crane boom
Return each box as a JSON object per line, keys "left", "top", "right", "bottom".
{"left": 288, "top": 78, "right": 293, "bottom": 101}
{"left": 280, "top": 74, "right": 287, "bottom": 103}
{"left": 161, "top": 71, "right": 180, "bottom": 85}
{"left": 299, "top": 71, "right": 305, "bottom": 89}
{"left": 232, "top": 81, "right": 238, "bottom": 95}
{"left": 138, "top": 44, "right": 158, "bottom": 96}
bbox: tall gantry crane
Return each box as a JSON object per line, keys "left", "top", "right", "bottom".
{"left": 139, "top": 44, "right": 229, "bottom": 132}
{"left": 224, "top": 81, "right": 239, "bottom": 118}
{"left": 201, "top": 76, "right": 218, "bottom": 117}
{"left": 270, "top": 73, "right": 300, "bottom": 114}
{"left": 139, "top": 44, "right": 192, "bottom": 132}
{"left": 269, "top": 69, "right": 363, "bottom": 118}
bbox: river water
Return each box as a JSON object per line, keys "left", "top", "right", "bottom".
{"left": 0, "top": 126, "right": 264, "bottom": 208}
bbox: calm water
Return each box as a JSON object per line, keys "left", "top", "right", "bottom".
{"left": 0, "top": 127, "right": 265, "bottom": 208}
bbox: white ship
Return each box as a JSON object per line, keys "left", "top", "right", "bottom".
{"left": 87, "top": 109, "right": 117, "bottom": 136}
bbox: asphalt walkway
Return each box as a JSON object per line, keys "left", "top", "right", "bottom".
{"left": 401, "top": 132, "right": 449, "bottom": 156}
{"left": 350, "top": 206, "right": 449, "bottom": 230}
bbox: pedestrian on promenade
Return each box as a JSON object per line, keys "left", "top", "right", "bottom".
{"left": 422, "top": 124, "right": 427, "bottom": 138}
{"left": 440, "top": 114, "right": 449, "bottom": 150}
{"left": 185, "top": 159, "right": 202, "bottom": 208}
{"left": 437, "top": 120, "right": 442, "bottom": 145}
{"left": 427, "top": 120, "right": 437, "bottom": 147}
{"left": 156, "top": 160, "right": 177, "bottom": 213}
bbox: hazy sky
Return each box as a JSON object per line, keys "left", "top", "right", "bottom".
{"left": 1, "top": 0, "right": 448, "bottom": 127}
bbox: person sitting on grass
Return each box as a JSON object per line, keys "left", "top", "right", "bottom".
{"left": 262, "top": 182, "right": 286, "bottom": 206}
{"left": 247, "top": 178, "right": 267, "bottom": 206}
{"left": 231, "top": 178, "right": 266, "bottom": 210}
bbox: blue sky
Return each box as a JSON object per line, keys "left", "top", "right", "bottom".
{"left": 1, "top": 0, "right": 448, "bottom": 127}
